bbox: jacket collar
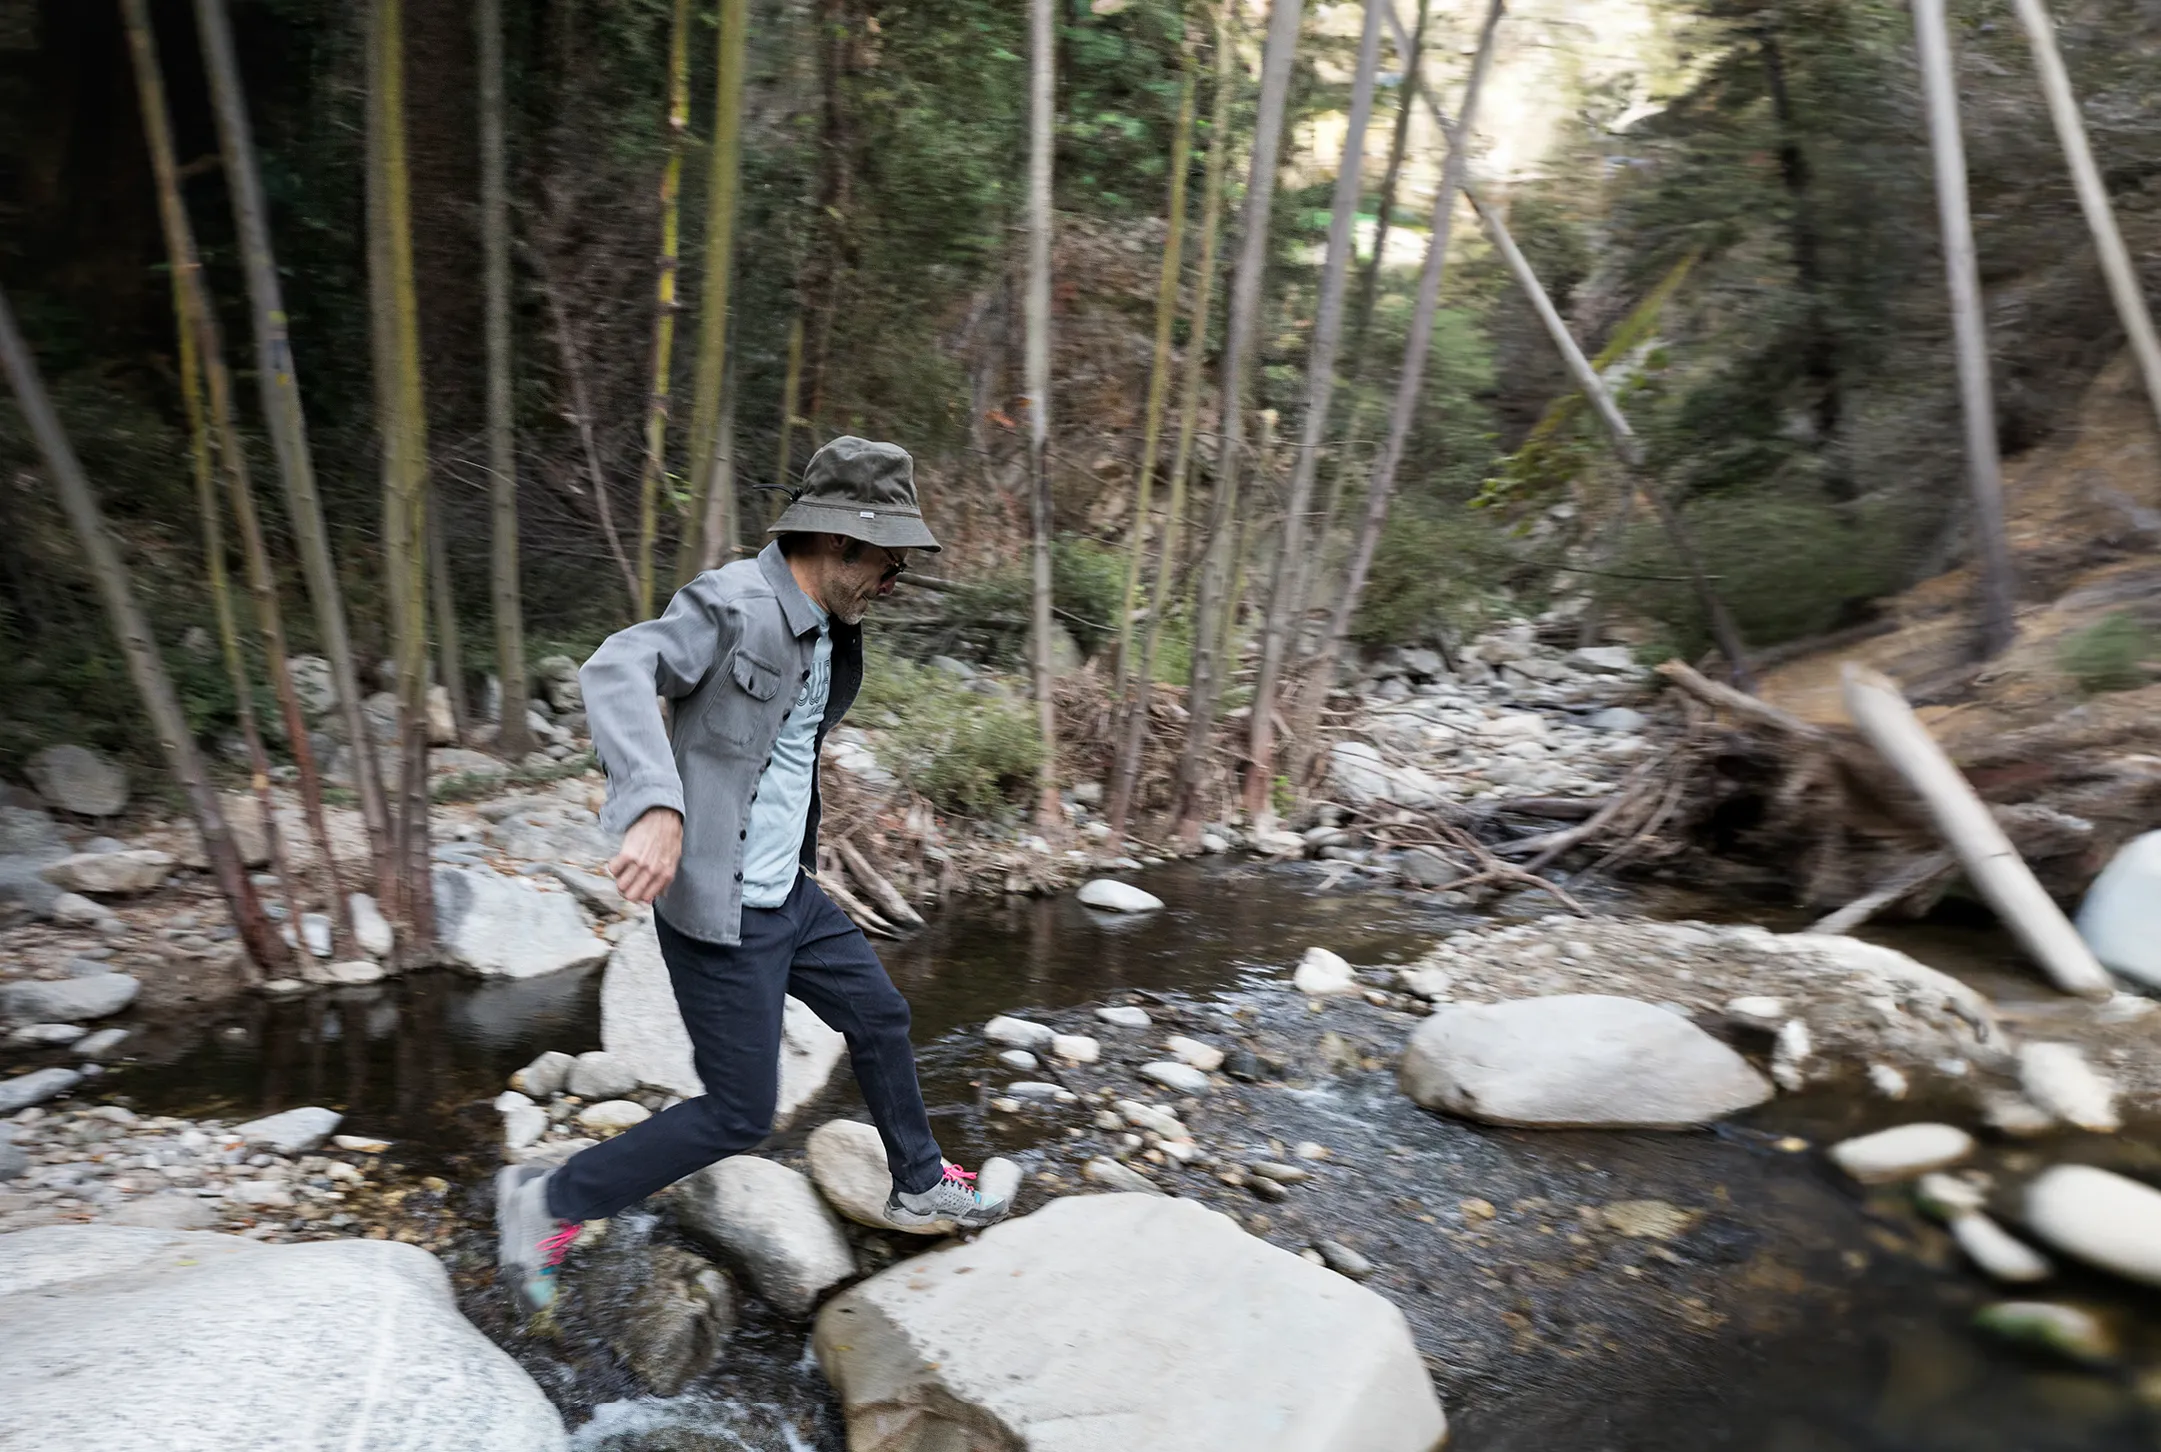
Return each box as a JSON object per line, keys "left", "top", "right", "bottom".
{"left": 757, "top": 541, "right": 827, "bottom": 639}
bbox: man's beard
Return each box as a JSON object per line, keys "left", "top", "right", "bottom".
{"left": 822, "top": 583, "right": 871, "bottom": 625}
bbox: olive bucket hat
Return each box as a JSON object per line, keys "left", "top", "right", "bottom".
{"left": 767, "top": 436, "right": 942, "bottom": 552}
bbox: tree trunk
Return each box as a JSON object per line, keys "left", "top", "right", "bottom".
{"left": 372, "top": 0, "right": 435, "bottom": 951}
{"left": 679, "top": 0, "right": 750, "bottom": 584}
{"left": 121, "top": 0, "right": 309, "bottom": 948}
{"left": 775, "top": 312, "right": 805, "bottom": 498}
{"left": 1168, "top": 0, "right": 1305, "bottom": 843}
{"left": 1760, "top": 24, "right": 1842, "bottom": 458}
{"left": 528, "top": 245, "right": 640, "bottom": 613}
{"left": 1318, "top": 0, "right": 1502, "bottom": 675}
{"left": 426, "top": 501, "right": 467, "bottom": 739}
{"left": 1025, "top": 0, "right": 1060, "bottom": 830}
{"left": 477, "top": 0, "right": 530, "bottom": 757}
{"left": 636, "top": 0, "right": 693, "bottom": 618}
{"left": 1112, "top": 52, "right": 1197, "bottom": 700}
{"left": 1464, "top": 184, "right": 1754, "bottom": 688}
{"left": 1912, "top": 0, "right": 2016, "bottom": 658}
{"left": 1348, "top": 0, "right": 1429, "bottom": 363}
{"left": 2012, "top": 0, "right": 2161, "bottom": 439}
{"left": 1242, "top": 0, "right": 1386, "bottom": 821}
{"left": 0, "top": 287, "right": 286, "bottom": 981}
{"left": 197, "top": 0, "right": 396, "bottom": 905}
{"left": 698, "top": 350, "right": 740, "bottom": 571}
{"left": 1106, "top": 0, "right": 1236, "bottom": 845}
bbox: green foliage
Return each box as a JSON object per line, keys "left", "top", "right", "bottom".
{"left": 1351, "top": 502, "right": 1512, "bottom": 647}
{"left": 857, "top": 648, "right": 1044, "bottom": 816}
{"left": 2060, "top": 613, "right": 2158, "bottom": 696}
{"left": 1618, "top": 491, "right": 1901, "bottom": 657}
{"left": 1051, "top": 536, "right": 1127, "bottom": 655}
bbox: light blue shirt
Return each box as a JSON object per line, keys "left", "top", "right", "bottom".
{"left": 740, "top": 611, "right": 831, "bottom": 907}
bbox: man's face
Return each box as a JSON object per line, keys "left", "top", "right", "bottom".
{"left": 821, "top": 536, "right": 908, "bottom": 624}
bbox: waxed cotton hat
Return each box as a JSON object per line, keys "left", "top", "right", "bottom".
{"left": 767, "top": 436, "right": 942, "bottom": 552}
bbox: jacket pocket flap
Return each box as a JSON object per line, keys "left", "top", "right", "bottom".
{"left": 729, "top": 650, "right": 783, "bottom": 701}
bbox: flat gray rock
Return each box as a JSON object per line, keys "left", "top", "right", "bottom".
{"left": 814, "top": 1193, "right": 1445, "bottom": 1452}
{"left": 599, "top": 915, "right": 841, "bottom": 1125}
{"left": 1078, "top": 878, "right": 1165, "bottom": 913}
{"left": 1140, "top": 1061, "right": 1212, "bottom": 1096}
{"left": 0, "top": 805, "right": 69, "bottom": 919}
{"left": 485, "top": 802, "right": 612, "bottom": 867}
{"left": 433, "top": 865, "right": 609, "bottom": 979}
{"left": 0, "top": 973, "right": 137, "bottom": 1026}
{"left": 1400, "top": 993, "right": 1773, "bottom": 1129}
{"left": 0, "top": 1225, "right": 565, "bottom": 1449}
{"left": 234, "top": 1106, "right": 343, "bottom": 1155}
{"left": 0, "top": 1067, "right": 81, "bottom": 1114}
{"left": 26, "top": 744, "right": 128, "bottom": 817}
{"left": 678, "top": 1156, "right": 855, "bottom": 1319}
{"left": 807, "top": 1118, "right": 951, "bottom": 1235}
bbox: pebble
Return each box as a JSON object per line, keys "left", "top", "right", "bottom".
{"left": 1049, "top": 1034, "right": 1100, "bottom": 1064}
{"left": 1247, "top": 1162, "right": 1311, "bottom": 1185}
{"left": 1082, "top": 1157, "right": 1163, "bottom": 1195}
{"left": 1973, "top": 1301, "right": 2116, "bottom": 1366}
{"left": 1293, "top": 1141, "right": 1331, "bottom": 1161}
{"left": 2026, "top": 1164, "right": 2161, "bottom": 1287}
{"left": 1138, "top": 1062, "right": 1210, "bottom": 1096}
{"left": 1163, "top": 1035, "right": 1224, "bottom": 1072}
{"left": 510, "top": 1050, "right": 575, "bottom": 1099}
{"left": 1094, "top": 1005, "right": 1151, "bottom": 1029}
{"left": 8, "top": 1024, "right": 85, "bottom": 1047}
{"left": 1291, "top": 947, "right": 1358, "bottom": 997}
{"left": 73, "top": 1028, "right": 129, "bottom": 1059}
{"left": 997, "top": 1049, "right": 1040, "bottom": 1072}
{"left": 1828, "top": 1123, "right": 1973, "bottom": 1184}
{"left": 575, "top": 1100, "right": 652, "bottom": 1135}
{"left": 1949, "top": 1209, "right": 2054, "bottom": 1284}
{"left": 0, "top": 1067, "right": 82, "bottom": 1114}
{"left": 1313, "top": 1240, "right": 1374, "bottom": 1280}
{"left": 989, "top": 1097, "right": 1023, "bottom": 1114}
{"left": 1247, "top": 1177, "right": 1288, "bottom": 1203}
{"left": 2018, "top": 1042, "right": 2120, "bottom": 1133}
{"left": 983, "top": 1015, "right": 1056, "bottom": 1050}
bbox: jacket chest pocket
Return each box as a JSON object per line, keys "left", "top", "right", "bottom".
{"left": 708, "top": 647, "right": 784, "bottom": 746}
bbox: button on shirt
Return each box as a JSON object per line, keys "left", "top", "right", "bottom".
{"left": 739, "top": 612, "right": 831, "bottom": 907}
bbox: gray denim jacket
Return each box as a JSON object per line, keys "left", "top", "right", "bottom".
{"left": 580, "top": 542, "right": 863, "bottom": 945}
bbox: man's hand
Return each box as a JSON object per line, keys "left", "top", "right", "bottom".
{"left": 608, "top": 808, "right": 683, "bottom": 905}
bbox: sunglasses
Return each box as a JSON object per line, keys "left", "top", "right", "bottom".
{"left": 872, "top": 546, "right": 909, "bottom": 583}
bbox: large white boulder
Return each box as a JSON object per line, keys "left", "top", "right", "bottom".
{"left": 1400, "top": 994, "right": 1773, "bottom": 1129}
{"left": 677, "top": 1155, "right": 856, "bottom": 1318}
{"left": 42, "top": 849, "right": 174, "bottom": 896}
{"left": 1327, "top": 740, "right": 1445, "bottom": 810}
{"left": 2077, "top": 831, "right": 2161, "bottom": 987}
{"left": 26, "top": 744, "right": 128, "bottom": 817}
{"left": 1078, "top": 878, "right": 1164, "bottom": 913}
{"left": 0, "top": 1224, "right": 565, "bottom": 1450}
{"left": 814, "top": 1193, "right": 1446, "bottom": 1452}
{"left": 2025, "top": 1164, "right": 2161, "bottom": 1287}
{"left": 599, "top": 915, "right": 841, "bottom": 1126}
{"left": 432, "top": 864, "right": 609, "bottom": 979}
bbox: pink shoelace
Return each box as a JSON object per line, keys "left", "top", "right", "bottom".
{"left": 942, "top": 1164, "right": 976, "bottom": 1188}
{"left": 538, "top": 1223, "right": 581, "bottom": 1268}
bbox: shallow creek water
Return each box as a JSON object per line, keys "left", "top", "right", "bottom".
{"left": 73, "top": 864, "right": 2161, "bottom": 1450}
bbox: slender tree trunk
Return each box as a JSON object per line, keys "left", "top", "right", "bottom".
{"left": 2012, "top": 0, "right": 2161, "bottom": 439}
{"left": 1349, "top": 0, "right": 1428, "bottom": 362}
{"left": 528, "top": 246, "right": 640, "bottom": 613}
{"left": 426, "top": 503, "right": 467, "bottom": 739}
{"left": 1912, "top": 0, "right": 2015, "bottom": 658}
{"left": 1318, "top": 0, "right": 1502, "bottom": 675}
{"left": 1112, "top": 51, "right": 1197, "bottom": 700}
{"left": 775, "top": 312, "right": 805, "bottom": 498}
{"left": 197, "top": 0, "right": 396, "bottom": 904}
{"left": 1242, "top": 0, "right": 1386, "bottom": 820}
{"left": 121, "top": 0, "right": 310, "bottom": 947}
{"left": 1025, "top": 0, "right": 1060, "bottom": 829}
{"left": 1464, "top": 183, "right": 1754, "bottom": 686}
{"left": 0, "top": 287, "right": 285, "bottom": 980}
{"left": 1168, "top": 0, "right": 1305, "bottom": 842}
{"left": 372, "top": 0, "right": 435, "bottom": 950}
{"left": 477, "top": 0, "right": 530, "bottom": 757}
{"left": 679, "top": 0, "right": 750, "bottom": 583}
{"left": 698, "top": 350, "right": 739, "bottom": 571}
{"left": 636, "top": 0, "right": 693, "bottom": 618}
{"left": 1760, "top": 24, "right": 1842, "bottom": 457}
{"left": 1106, "top": 0, "right": 1235, "bottom": 845}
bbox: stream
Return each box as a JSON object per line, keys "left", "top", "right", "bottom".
{"left": 74, "top": 863, "right": 2161, "bottom": 1450}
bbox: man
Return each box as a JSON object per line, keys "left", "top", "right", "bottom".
{"left": 496, "top": 436, "right": 1010, "bottom": 1311}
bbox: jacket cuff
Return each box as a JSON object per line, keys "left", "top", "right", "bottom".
{"left": 600, "top": 776, "right": 686, "bottom": 839}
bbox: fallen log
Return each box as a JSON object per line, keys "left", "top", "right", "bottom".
{"left": 1841, "top": 665, "right": 2112, "bottom": 998}
{"left": 837, "top": 836, "right": 927, "bottom": 928}
{"left": 1809, "top": 851, "right": 1956, "bottom": 935}
{"left": 814, "top": 853, "right": 898, "bottom": 938}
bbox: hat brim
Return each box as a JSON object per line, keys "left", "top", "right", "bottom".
{"left": 768, "top": 500, "right": 941, "bottom": 552}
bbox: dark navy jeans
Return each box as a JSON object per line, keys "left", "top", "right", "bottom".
{"left": 546, "top": 871, "right": 944, "bottom": 1223}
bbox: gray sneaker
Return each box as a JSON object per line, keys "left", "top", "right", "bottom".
{"left": 886, "top": 1162, "right": 1012, "bottom": 1230}
{"left": 494, "top": 1164, "right": 581, "bottom": 1311}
